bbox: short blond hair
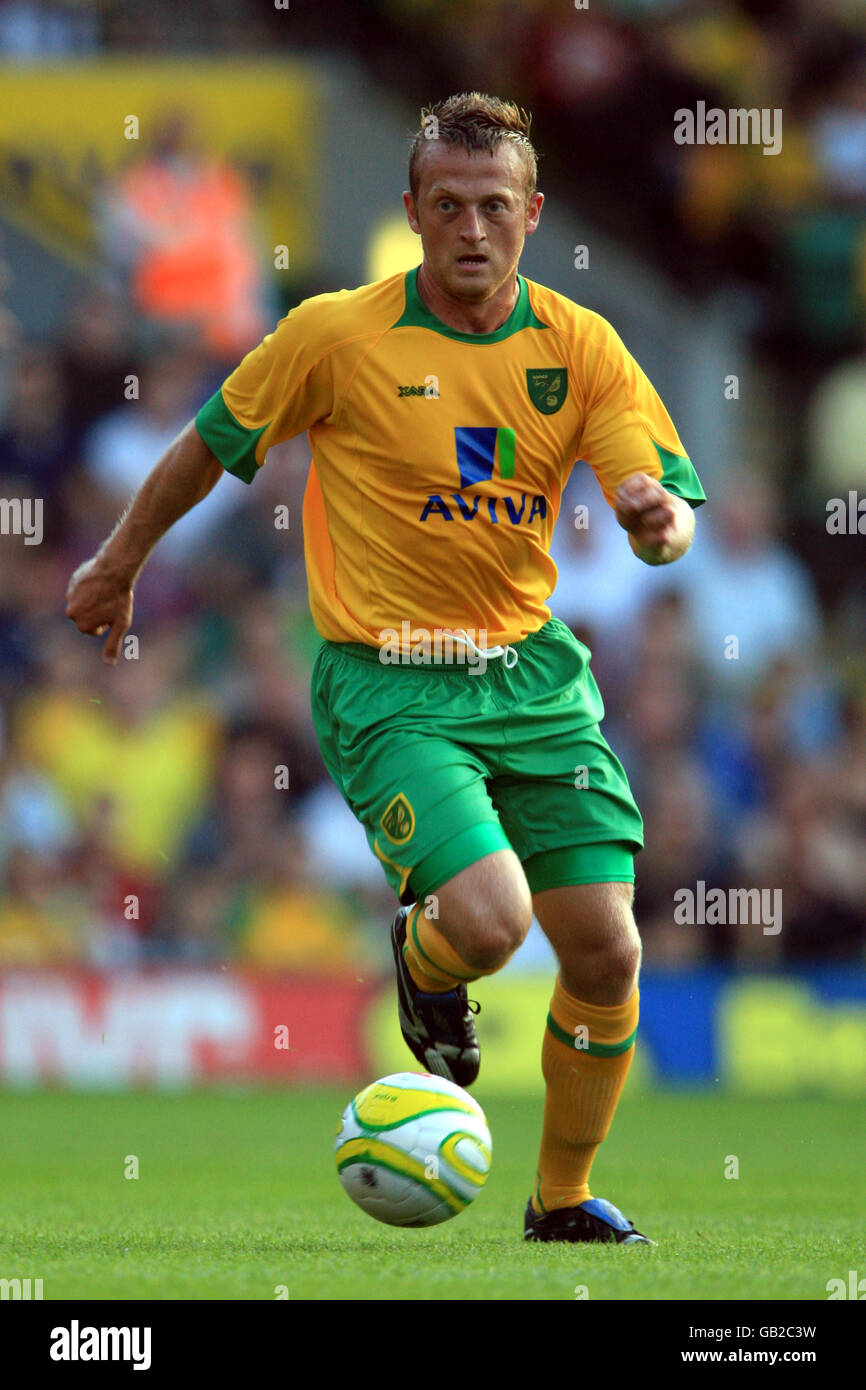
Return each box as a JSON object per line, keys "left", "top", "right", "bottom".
{"left": 409, "top": 92, "right": 537, "bottom": 204}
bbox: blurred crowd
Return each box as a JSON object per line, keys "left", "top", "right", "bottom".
{"left": 0, "top": 277, "right": 395, "bottom": 971}
{"left": 367, "top": 0, "right": 866, "bottom": 359}
{"left": 0, "top": 0, "right": 864, "bottom": 972}
{"left": 2, "top": 0, "right": 865, "bottom": 358}
{"left": 5, "top": 0, "right": 866, "bottom": 355}
{"left": 552, "top": 467, "right": 866, "bottom": 966}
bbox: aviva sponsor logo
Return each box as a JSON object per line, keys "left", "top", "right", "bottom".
{"left": 454, "top": 426, "right": 515, "bottom": 486}
{"left": 419, "top": 493, "right": 547, "bottom": 524}
{"left": 419, "top": 425, "right": 547, "bottom": 525}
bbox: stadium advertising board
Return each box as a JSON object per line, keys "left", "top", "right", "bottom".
{"left": 0, "top": 968, "right": 863, "bottom": 1093}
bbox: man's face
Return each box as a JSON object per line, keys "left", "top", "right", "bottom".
{"left": 404, "top": 141, "right": 542, "bottom": 303}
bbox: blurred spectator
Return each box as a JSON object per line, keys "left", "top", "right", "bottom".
{"left": 674, "top": 471, "right": 822, "bottom": 692}
{"left": 549, "top": 465, "right": 689, "bottom": 678}
{"left": 809, "top": 56, "right": 866, "bottom": 202}
{"left": 0, "top": 846, "right": 85, "bottom": 965}
{"left": 633, "top": 753, "right": 738, "bottom": 963}
{"left": 0, "top": 343, "right": 73, "bottom": 496}
{"left": 0, "top": 232, "right": 19, "bottom": 415}
{"left": 0, "top": 747, "right": 75, "bottom": 864}
{"left": 98, "top": 110, "right": 270, "bottom": 361}
{"left": 166, "top": 724, "right": 368, "bottom": 967}
{"left": 14, "top": 627, "right": 221, "bottom": 876}
{"left": 81, "top": 344, "right": 240, "bottom": 567}
{"left": 181, "top": 718, "right": 300, "bottom": 885}
{"left": 0, "top": 0, "right": 99, "bottom": 60}
{"left": 736, "top": 761, "right": 866, "bottom": 959}
{"left": 59, "top": 288, "right": 138, "bottom": 454}
{"left": 806, "top": 339, "right": 866, "bottom": 496}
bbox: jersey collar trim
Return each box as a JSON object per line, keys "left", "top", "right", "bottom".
{"left": 394, "top": 266, "right": 546, "bottom": 342}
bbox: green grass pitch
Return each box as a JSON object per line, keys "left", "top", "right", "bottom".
{"left": 0, "top": 1088, "right": 860, "bottom": 1301}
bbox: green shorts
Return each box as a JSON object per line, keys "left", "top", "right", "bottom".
{"left": 310, "top": 617, "right": 643, "bottom": 904}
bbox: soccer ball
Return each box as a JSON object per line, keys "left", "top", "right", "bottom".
{"left": 334, "top": 1071, "right": 492, "bottom": 1227}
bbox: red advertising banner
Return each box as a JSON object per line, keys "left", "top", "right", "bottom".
{"left": 0, "top": 970, "right": 381, "bottom": 1086}
{"left": 3, "top": 968, "right": 864, "bottom": 1091}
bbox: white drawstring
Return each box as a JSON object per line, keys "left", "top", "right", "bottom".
{"left": 452, "top": 629, "right": 519, "bottom": 668}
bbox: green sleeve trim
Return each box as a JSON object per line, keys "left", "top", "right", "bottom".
{"left": 195, "top": 389, "right": 270, "bottom": 484}
{"left": 653, "top": 440, "right": 706, "bottom": 508}
{"left": 546, "top": 1012, "right": 637, "bottom": 1056}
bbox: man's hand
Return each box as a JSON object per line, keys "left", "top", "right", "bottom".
{"left": 64, "top": 420, "right": 224, "bottom": 666}
{"left": 65, "top": 554, "right": 134, "bottom": 666}
{"left": 614, "top": 472, "right": 695, "bottom": 565}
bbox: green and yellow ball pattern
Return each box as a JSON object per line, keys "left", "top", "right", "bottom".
{"left": 335, "top": 1071, "right": 492, "bottom": 1227}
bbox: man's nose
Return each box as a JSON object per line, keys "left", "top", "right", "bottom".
{"left": 459, "top": 210, "right": 485, "bottom": 239}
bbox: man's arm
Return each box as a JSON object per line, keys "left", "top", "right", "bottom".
{"left": 66, "top": 419, "right": 224, "bottom": 665}
{"left": 614, "top": 472, "right": 696, "bottom": 566}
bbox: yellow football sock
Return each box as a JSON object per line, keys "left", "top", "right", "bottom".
{"left": 402, "top": 903, "right": 493, "bottom": 993}
{"left": 532, "top": 976, "right": 639, "bottom": 1214}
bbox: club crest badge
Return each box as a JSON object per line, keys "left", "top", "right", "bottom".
{"left": 380, "top": 794, "right": 415, "bottom": 845}
{"left": 526, "top": 367, "right": 568, "bottom": 414}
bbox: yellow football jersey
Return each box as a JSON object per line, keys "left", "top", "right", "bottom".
{"left": 195, "top": 267, "right": 705, "bottom": 647}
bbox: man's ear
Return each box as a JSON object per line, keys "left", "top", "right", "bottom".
{"left": 403, "top": 191, "right": 421, "bottom": 235}
{"left": 525, "top": 190, "right": 543, "bottom": 235}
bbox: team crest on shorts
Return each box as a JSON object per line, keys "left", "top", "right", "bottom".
{"left": 380, "top": 793, "right": 415, "bottom": 845}
{"left": 526, "top": 367, "right": 568, "bottom": 414}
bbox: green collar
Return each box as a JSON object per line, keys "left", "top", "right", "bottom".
{"left": 394, "top": 265, "right": 546, "bottom": 343}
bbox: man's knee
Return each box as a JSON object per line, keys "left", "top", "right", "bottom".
{"left": 541, "top": 882, "right": 642, "bottom": 997}
{"left": 435, "top": 850, "right": 533, "bottom": 973}
{"left": 459, "top": 896, "right": 533, "bottom": 972}
{"left": 603, "top": 926, "right": 642, "bottom": 991}
{"left": 584, "top": 901, "right": 642, "bottom": 994}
